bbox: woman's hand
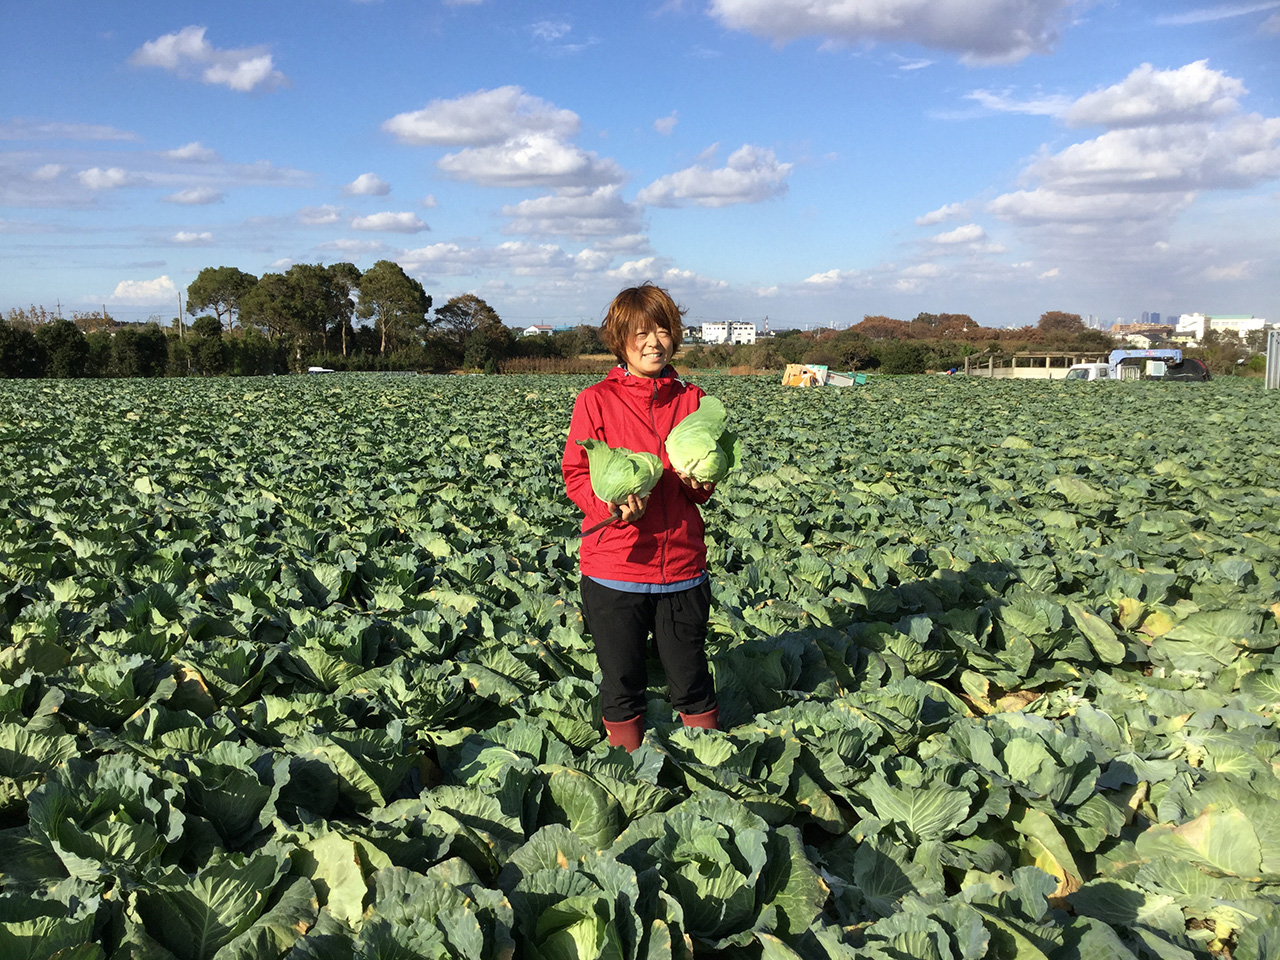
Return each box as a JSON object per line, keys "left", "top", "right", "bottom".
{"left": 616, "top": 492, "right": 649, "bottom": 523}
{"left": 676, "top": 472, "right": 714, "bottom": 493}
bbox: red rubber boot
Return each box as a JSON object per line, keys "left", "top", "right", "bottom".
{"left": 680, "top": 706, "right": 720, "bottom": 731}
{"left": 603, "top": 715, "right": 644, "bottom": 752}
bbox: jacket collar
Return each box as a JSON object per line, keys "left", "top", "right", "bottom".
{"left": 606, "top": 363, "right": 680, "bottom": 386}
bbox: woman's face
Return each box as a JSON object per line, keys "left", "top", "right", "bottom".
{"left": 623, "top": 323, "right": 675, "bottom": 378}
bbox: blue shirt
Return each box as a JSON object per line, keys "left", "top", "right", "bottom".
{"left": 587, "top": 572, "right": 708, "bottom": 594}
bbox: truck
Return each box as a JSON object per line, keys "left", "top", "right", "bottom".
{"left": 1064, "top": 349, "right": 1210, "bottom": 381}
{"left": 1063, "top": 362, "right": 1111, "bottom": 381}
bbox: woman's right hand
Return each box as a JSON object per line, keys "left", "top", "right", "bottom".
{"left": 616, "top": 493, "right": 649, "bottom": 524}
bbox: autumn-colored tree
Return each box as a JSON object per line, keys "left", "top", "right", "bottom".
{"left": 852, "top": 315, "right": 911, "bottom": 340}
{"left": 1037, "top": 311, "right": 1086, "bottom": 336}
{"left": 72, "top": 310, "right": 115, "bottom": 333}
{"left": 5, "top": 305, "right": 57, "bottom": 329}
{"left": 935, "top": 314, "right": 976, "bottom": 338}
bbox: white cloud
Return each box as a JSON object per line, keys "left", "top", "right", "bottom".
{"left": 655, "top": 111, "right": 679, "bottom": 136}
{"left": 203, "top": 56, "right": 280, "bottom": 93}
{"left": 658, "top": 267, "right": 729, "bottom": 291}
{"left": 1039, "top": 267, "right": 1060, "bottom": 278}
{"left": 931, "top": 223, "right": 986, "bottom": 244}
{"left": 988, "top": 189, "right": 1196, "bottom": 224}
{"left": 78, "top": 166, "right": 134, "bottom": 190}
{"left": 966, "top": 89, "right": 1073, "bottom": 116}
{"left": 131, "top": 25, "right": 212, "bottom": 69}
{"left": 164, "top": 187, "right": 224, "bottom": 205}
{"left": 638, "top": 144, "right": 792, "bottom": 207}
{"left": 438, "top": 134, "right": 623, "bottom": 188}
{"left": 1064, "top": 61, "right": 1246, "bottom": 128}
{"left": 493, "top": 240, "right": 582, "bottom": 276}
{"left": 608, "top": 257, "right": 665, "bottom": 281}
{"left": 316, "top": 238, "right": 386, "bottom": 257}
{"left": 400, "top": 242, "right": 484, "bottom": 275}
{"left": 345, "top": 172, "right": 391, "bottom": 196}
{"left": 502, "top": 185, "right": 644, "bottom": 238}
{"left": 590, "top": 233, "right": 651, "bottom": 253}
{"left": 803, "top": 268, "right": 862, "bottom": 286}
{"left": 532, "top": 20, "right": 572, "bottom": 41}
{"left": 351, "top": 211, "right": 429, "bottom": 232}
{"left": 1023, "top": 118, "right": 1280, "bottom": 193}
{"left": 894, "top": 262, "right": 946, "bottom": 291}
{"left": 165, "top": 141, "right": 219, "bottom": 162}
{"left": 111, "top": 275, "right": 178, "bottom": 304}
{"left": 172, "top": 231, "right": 214, "bottom": 244}
{"left": 298, "top": 204, "right": 343, "bottom": 224}
{"left": 901, "top": 263, "right": 945, "bottom": 278}
{"left": 0, "top": 119, "right": 139, "bottom": 141}
{"left": 382, "top": 86, "right": 579, "bottom": 146}
{"left": 1264, "top": 12, "right": 1280, "bottom": 31}
{"left": 384, "top": 87, "right": 620, "bottom": 191}
{"left": 1156, "top": 1, "right": 1280, "bottom": 25}
{"left": 987, "top": 61, "right": 1280, "bottom": 258}
{"left": 707, "top": 0, "right": 1078, "bottom": 64}
{"left": 422, "top": 194, "right": 438, "bottom": 208}
{"left": 916, "top": 201, "right": 967, "bottom": 225}
{"left": 890, "top": 54, "right": 935, "bottom": 71}
{"left": 31, "top": 164, "right": 65, "bottom": 181}
{"left": 529, "top": 20, "right": 598, "bottom": 55}
{"left": 131, "top": 26, "right": 286, "bottom": 93}
{"left": 1203, "top": 260, "right": 1253, "bottom": 280}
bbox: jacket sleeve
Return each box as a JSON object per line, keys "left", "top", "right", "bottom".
{"left": 562, "top": 390, "right": 615, "bottom": 525}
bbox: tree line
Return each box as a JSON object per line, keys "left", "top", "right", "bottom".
{"left": 685, "top": 311, "right": 1268, "bottom": 377}
{"left": 0, "top": 260, "right": 604, "bottom": 378}
{"left": 4, "top": 274, "right": 1266, "bottom": 378}
{"left": 683, "top": 311, "right": 1117, "bottom": 375}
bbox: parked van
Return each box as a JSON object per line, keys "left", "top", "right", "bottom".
{"left": 1064, "top": 363, "right": 1111, "bottom": 381}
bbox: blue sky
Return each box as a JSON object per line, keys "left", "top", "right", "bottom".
{"left": 2, "top": 0, "right": 1278, "bottom": 330}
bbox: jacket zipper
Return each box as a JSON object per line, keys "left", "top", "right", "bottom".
{"left": 649, "top": 378, "right": 668, "bottom": 580}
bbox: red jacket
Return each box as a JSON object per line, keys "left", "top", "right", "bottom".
{"left": 563, "top": 365, "right": 713, "bottom": 584}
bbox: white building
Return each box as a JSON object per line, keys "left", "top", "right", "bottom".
{"left": 521, "top": 324, "right": 555, "bottom": 337}
{"left": 700, "top": 321, "right": 757, "bottom": 345}
{"left": 1176, "top": 313, "right": 1269, "bottom": 341}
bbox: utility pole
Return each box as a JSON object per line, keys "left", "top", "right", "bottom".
{"left": 177, "top": 292, "right": 184, "bottom": 339}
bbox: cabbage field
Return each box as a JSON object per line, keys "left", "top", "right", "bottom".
{"left": 1, "top": 372, "right": 1279, "bottom": 960}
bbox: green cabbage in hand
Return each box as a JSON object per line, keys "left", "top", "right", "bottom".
{"left": 665, "top": 395, "right": 742, "bottom": 483}
{"left": 577, "top": 439, "right": 664, "bottom": 504}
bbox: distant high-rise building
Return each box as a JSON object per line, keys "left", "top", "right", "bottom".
{"left": 1151, "top": 312, "right": 1160, "bottom": 324}
{"left": 1142, "top": 311, "right": 1150, "bottom": 323}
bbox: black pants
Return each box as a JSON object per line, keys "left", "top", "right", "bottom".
{"left": 580, "top": 577, "right": 717, "bottom": 723}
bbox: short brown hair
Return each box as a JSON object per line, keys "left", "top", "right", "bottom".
{"left": 600, "top": 284, "right": 686, "bottom": 361}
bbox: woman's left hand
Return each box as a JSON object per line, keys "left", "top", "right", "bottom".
{"left": 676, "top": 472, "right": 714, "bottom": 493}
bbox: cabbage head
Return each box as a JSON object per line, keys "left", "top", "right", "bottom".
{"left": 665, "top": 396, "right": 742, "bottom": 483}
{"left": 577, "top": 439, "right": 663, "bottom": 504}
